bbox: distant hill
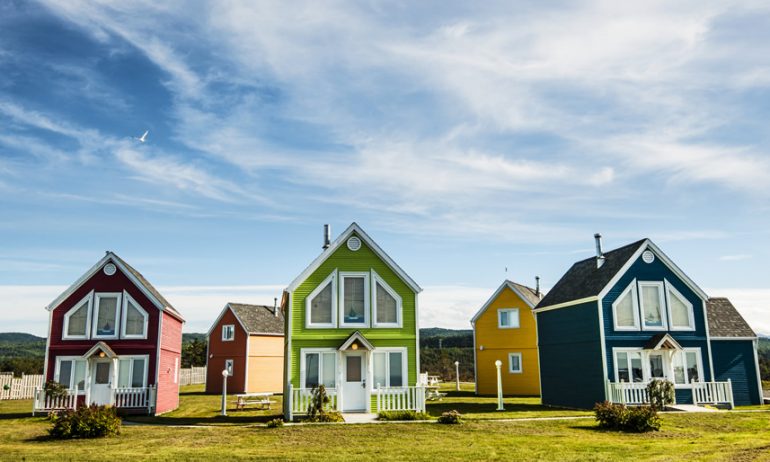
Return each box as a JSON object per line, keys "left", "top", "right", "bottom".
{"left": 0, "top": 332, "right": 45, "bottom": 343}
{"left": 420, "top": 327, "right": 472, "bottom": 348}
{"left": 0, "top": 332, "right": 46, "bottom": 375}
{"left": 183, "top": 333, "right": 206, "bottom": 343}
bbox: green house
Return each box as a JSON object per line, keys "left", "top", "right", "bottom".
{"left": 282, "top": 223, "right": 423, "bottom": 419}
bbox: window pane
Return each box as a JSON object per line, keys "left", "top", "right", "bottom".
{"left": 74, "top": 361, "right": 86, "bottom": 390}
{"left": 96, "top": 297, "right": 118, "bottom": 336}
{"left": 616, "top": 352, "right": 629, "bottom": 382}
{"left": 615, "top": 291, "right": 635, "bottom": 327}
{"left": 95, "top": 363, "right": 110, "bottom": 384}
{"left": 306, "top": 353, "right": 319, "bottom": 388}
{"left": 322, "top": 353, "right": 336, "bottom": 388}
{"left": 223, "top": 325, "right": 234, "bottom": 340}
{"left": 510, "top": 354, "right": 521, "bottom": 372}
{"left": 686, "top": 352, "right": 699, "bottom": 382}
{"left": 641, "top": 286, "right": 663, "bottom": 327}
{"left": 67, "top": 303, "right": 88, "bottom": 336}
{"left": 672, "top": 352, "right": 686, "bottom": 384}
{"left": 389, "top": 353, "right": 403, "bottom": 387}
{"left": 376, "top": 283, "right": 398, "bottom": 324}
{"left": 499, "top": 311, "right": 509, "bottom": 327}
{"left": 649, "top": 355, "right": 664, "bottom": 378}
{"left": 346, "top": 356, "right": 362, "bottom": 382}
{"left": 310, "top": 284, "right": 332, "bottom": 324}
{"left": 58, "top": 360, "right": 73, "bottom": 388}
{"left": 669, "top": 291, "right": 691, "bottom": 327}
{"left": 630, "top": 352, "right": 643, "bottom": 382}
{"left": 131, "top": 359, "right": 145, "bottom": 387}
{"left": 343, "top": 277, "right": 365, "bottom": 323}
{"left": 118, "top": 359, "right": 131, "bottom": 387}
{"left": 125, "top": 301, "right": 145, "bottom": 336}
{"left": 373, "top": 352, "right": 386, "bottom": 388}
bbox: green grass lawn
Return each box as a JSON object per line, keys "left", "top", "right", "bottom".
{"left": 1, "top": 385, "right": 769, "bottom": 461}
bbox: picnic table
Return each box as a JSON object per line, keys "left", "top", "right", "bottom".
{"left": 235, "top": 392, "right": 275, "bottom": 410}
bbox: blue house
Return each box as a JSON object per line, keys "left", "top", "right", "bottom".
{"left": 534, "top": 235, "right": 763, "bottom": 409}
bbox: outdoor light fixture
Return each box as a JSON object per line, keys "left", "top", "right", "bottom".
{"left": 98, "top": 351, "right": 105, "bottom": 358}
{"left": 351, "top": 343, "right": 359, "bottom": 350}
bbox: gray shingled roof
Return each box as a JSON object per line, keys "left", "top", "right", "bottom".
{"left": 707, "top": 298, "right": 756, "bottom": 338}
{"left": 229, "top": 303, "right": 284, "bottom": 335}
{"left": 111, "top": 253, "right": 184, "bottom": 321}
{"left": 508, "top": 281, "right": 542, "bottom": 307}
{"left": 536, "top": 239, "right": 647, "bottom": 308}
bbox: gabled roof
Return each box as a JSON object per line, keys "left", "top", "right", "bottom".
{"left": 535, "top": 238, "right": 708, "bottom": 310}
{"left": 338, "top": 331, "right": 375, "bottom": 351}
{"left": 82, "top": 341, "right": 118, "bottom": 359}
{"left": 471, "top": 279, "right": 541, "bottom": 324}
{"left": 207, "top": 303, "right": 284, "bottom": 337}
{"left": 286, "top": 223, "right": 421, "bottom": 293}
{"left": 707, "top": 298, "right": 756, "bottom": 338}
{"left": 46, "top": 252, "right": 184, "bottom": 322}
{"left": 644, "top": 333, "right": 683, "bottom": 350}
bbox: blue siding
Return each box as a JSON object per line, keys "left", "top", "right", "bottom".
{"left": 537, "top": 301, "right": 605, "bottom": 409}
{"left": 711, "top": 340, "right": 762, "bottom": 405}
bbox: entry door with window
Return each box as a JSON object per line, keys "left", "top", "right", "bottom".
{"left": 648, "top": 352, "right": 667, "bottom": 380}
{"left": 342, "top": 353, "right": 366, "bottom": 411}
{"left": 90, "top": 360, "right": 113, "bottom": 405}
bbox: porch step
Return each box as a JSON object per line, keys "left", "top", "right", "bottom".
{"left": 666, "top": 404, "right": 720, "bottom": 412}
{"left": 340, "top": 413, "right": 378, "bottom": 424}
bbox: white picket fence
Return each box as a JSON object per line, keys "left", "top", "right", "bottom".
{"left": 376, "top": 386, "right": 427, "bottom": 413}
{"left": 607, "top": 381, "right": 650, "bottom": 405}
{"left": 179, "top": 366, "right": 206, "bottom": 386}
{"left": 287, "top": 385, "right": 338, "bottom": 421}
{"left": 693, "top": 380, "right": 734, "bottom": 408}
{"left": 0, "top": 374, "right": 44, "bottom": 400}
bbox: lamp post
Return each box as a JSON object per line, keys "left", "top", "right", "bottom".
{"left": 454, "top": 361, "right": 460, "bottom": 391}
{"left": 495, "top": 360, "right": 504, "bottom": 411}
{"left": 221, "top": 369, "right": 229, "bottom": 416}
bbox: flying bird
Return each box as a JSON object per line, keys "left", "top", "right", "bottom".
{"left": 135, "top": 130, "right": 149, "bottom": 143}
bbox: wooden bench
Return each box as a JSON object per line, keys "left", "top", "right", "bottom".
{"left": 235, "top": 393, "right": 275, "bottom": 410}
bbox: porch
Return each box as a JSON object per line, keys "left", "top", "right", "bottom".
{"left": 606, "top": 379, "right": 734, "bottom": 409}
{"left": 32, "top": 385, "right": 157, "bottom": 415}
{"left": 286, "top": 384, "right": 426, "bottom": 421}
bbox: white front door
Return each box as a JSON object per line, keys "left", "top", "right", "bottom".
{"left": 342, "top": 353, "right": 366, "bottom": 411}
{"left": 90, "top": 360, "right": 113, "bottom": 405}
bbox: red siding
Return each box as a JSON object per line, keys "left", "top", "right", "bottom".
{"left": 206, "top": 309, "right": 248, "bottom": 394}
{"left": 156, "top": 311, "right": 183, "bottom": 414}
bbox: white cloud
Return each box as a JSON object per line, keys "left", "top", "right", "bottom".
{"left": 707, "top": 288, "right": 770, "bottom": 336}
{"left": 719, "top": 254, "right": 752, "bottom": 261}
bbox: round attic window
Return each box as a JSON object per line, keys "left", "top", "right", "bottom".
{"left": 642, "top": 250, "right": 655, "bottom": 264}
{"left": 103, "top": 263, "right": 117, "bottom": 276}
{"left": 347, "top": 236, "right": 362, "bottom": 251}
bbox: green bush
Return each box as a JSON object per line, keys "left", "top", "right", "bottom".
{"left": 304, "top": 411, "right": 344, "bottom": 423}
{"left": 266, "top": 418, "right": 284, "bottom": 428}
{"left": 437, "top": 410, "right": 462, "bottom": 424}
{"left": 43, "top": 380, "right": 68, "bottom": 400}
{"left": 49, "top": 405, "right": 121, "bottom": 439}
{"left": 593, "top": 401, "right": 660, "bottom": 433}
{"left": 594, "top": 401, "right": 626, "bottom": 429}
{"left": 646, "top": 379, "right": 675, "bottom": 410}
{"left": 377, "top": 410, "right": 430, "bottom": 421}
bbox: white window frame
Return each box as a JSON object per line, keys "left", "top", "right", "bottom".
{"left": 299, "top": 348, "right": 338, "bottom": 389}
{"left": 339, "top": 271, "right": 370, "bottom": 328}
{"left": 612, "top": 280, "right": 640, "bottom": 331}
{"left": 672, "top": 348, "right": 704, "bottom": 386}
{"left": 371, "top": 269, "right": 402, "bottom": 328}
{"left": 225, "top": 359, "right": 234, "bottom": 376}
{"left": 612, "top": 347, "right": 645, "bottom": 383}
{"left": 372, "top": 347, "right": 408, "bottom": 388}
{"left": 638, "top": 281, "right": 668, "bottom": 331}
{"left": 117, "top": 354, "right": 149, "bottom": 389}
{"left": 120, "top": 291, "right": 149, "bottom": 339}
{"left": 305, "top": 271, "right": 337, "bottom": 329}
{"left": 91, "top": 292, "right": 122, "bottom": 339}
{"left": 497, "top": 308, "right": 520, "bottom": 329}
{"left": 222, "top": 324, "right": 235, "bottom": 342}
{"left": 54, "top": 356, "right": 87, "bottom": 394}
{"left": 508, "top": 352, "right": 523, "bottom": 374}
{"left": 62, "top": 292, "right": 93, "bottom": 340}
{"left": 665, "top": 280, "right": 695, "bottom": 331}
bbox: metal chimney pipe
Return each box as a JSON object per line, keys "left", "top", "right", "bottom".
{"left": 274, "top": 297, "right": 279, "bottom": 317}
{"left": 594, "top": 233, "right": 605, "bottom": 268}
{"left": 535, "top": 276, "right": 541, "bottom": 297}
{"left": 323, "top": 224, "right": 331, "bottom": 250}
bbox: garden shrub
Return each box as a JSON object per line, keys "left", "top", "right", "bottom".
{"left": 377, "top": 410, "right": 430, "bottom": 421}
{"left": 593, "top": 401, "right": 660, "bottom": 433}
{"left": 437, "top": 410, "right": 462, "bottom": 424}
{"left": 302, "top": 385, "right": 345, "bottom": 423}
{"left": 266, "top": 418, "right": 284, "bottom": 428}
{"left": 646, "top": 379, "right": 675, "bottom": 410}
{"left": 49, "top": 405, "right": 121, "bottom": 439}
{"left": 594, "top": 401, "right": 627, "bottom": 429}
{"left": 304, "top": 411, "right": 344, "bottom": 423}
{"left": 43, "top": 380, "right": 68, "bottom": 400}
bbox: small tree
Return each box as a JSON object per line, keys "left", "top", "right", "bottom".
{"left": 43, "top": 380, "right": 68, "bottom": 400}
{"left": 304, "top": 385, "right": 344, "bottom": 423}
{"left": 646, "top": 379, "right": 675, "bottom": 410}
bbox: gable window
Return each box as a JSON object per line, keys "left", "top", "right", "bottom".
{"left": 92, "top": 293, "right": 121, "bottom": 338}
{"left": 225, "top": 359, "right": 234, "bottom": 376}
{"left": 121, "top": 292, "right": 149, "bottom": 339}
{"left": 56, "top": 357, "right": 86, "bottom": 392}
{"left": 340, "top": 272, "right": 369, "bottom": 327}
{"left": 306, "top": 271, "right": 336, "bottom": 328}
{"left": 373, "top": 349, "right": 406, "bottom": 388}
{"left": 508, "top": 353, "right": 523, "bottom": 373}
{"left": 222, "top": 324, "right": 235, "bottom": 341}
{"left": 666, "top": 282, "right": 695, "bottom": 330}
{"left": 498, "top": 309, "right": 520, "bottom": 329}
{"left": 303, "top": 350, "right": 336, "bottom": 388}
{"left": 117, "top": 356, "right": 147, "bottom": 388}
{"left": 372, "top": 270, "right": 402, "bottom": 328}
{"left": 672, "top": 349, "right": 702, "bottom": 384}
{"left": 63, "top": 293, "right": 92, "bottom": 340}
{"left": 614, "top": 350, "right": 644, "bottom": 382}
{"left": 639, "top": 282, "right": 667, "bottom": 330}
{"left": 612, "top": 282, "right": 639, "bottom": 330}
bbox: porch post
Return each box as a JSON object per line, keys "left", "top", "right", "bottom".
{"left": 727, "top": 379, "right": 734, "bottom": 409}
{"left": 287, "top": 383, "right": 293, "bottom": 422}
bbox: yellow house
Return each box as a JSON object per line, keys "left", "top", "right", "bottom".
{"left": 471, "top": 279, "right": 542, "bottom": 396}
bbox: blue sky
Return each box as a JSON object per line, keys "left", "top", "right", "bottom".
{"left": 1, "top": 1, "right": 769, "bottom": 335}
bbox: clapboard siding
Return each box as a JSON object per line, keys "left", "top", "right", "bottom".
{"left": 711, "top": 340, "right": 762, "bottom": 405}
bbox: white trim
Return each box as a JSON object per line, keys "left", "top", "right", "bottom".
{"left": 299, "top": 348, "right": 338, "bottom": 389}
{"left": 371, "top": 269, "right": 402, "bottom": 328}
{"left": 612, "top": 347, "right": 704, "bottom": 387}
{"left": 91, "top": 292, "right": 122, "bottom": 339}
{"left": 54, "top": 356, "right": 87, "bottom": 394}
{"left": 611, "top": 281, "right": 640, "bottom": 331}
{"left": 338, "top": 271, "right": 370, "bottom": 328}
{"left": 497, "top": 308, "right": 520, "bottom": 329}
{"left": 472, "top": 320, "right": 478, "bottom": 395}
{"left": 415, "top": 293, "right": 420, "bottom": 387}
{"left": 43, "top": 309, "right": 52, "bottom": 381}
{"left": 638, "top": 281, "right": 668, "bottom": 331}
{"left": 82, "top": 341, "right": 118, "bottom": 360}
{"left": 283, "top": 291, "right": 292, "bottom": 418}
{"left": 470, "top": 280, "right": 537, "bottom": 323}
{"left": 121, "top": 291, "right": 149, "bottom": 339}
{"left": 286, "top": 223, "right": 421, "bottom": 294}
{"left": 155, "top": 310, "right": 163, "bottom": 391}
{"left": 702, "top": 299, "right": 715, "bottom": 381}
{"left": 710, "top": 336, "right": 759, "bottom": 341}
{"left": 597, "top": 300, "right": 609, "bottom": 400}
{"left": 532, "top": 296, "right": 599, "bottom": 313}
{"left": 664, "top": 280, "right": 695, "bottom": 331}
{"left": 117, "top": 354, "right": 150, "bottom": 388}
{"left": 305, "top": 270, "right": 337, "bottom": 329}
{"left": 338, "top": 331, "right": 375, "bottom": 351}
{"left": 206, "top": 304, "right": 249, "bottom": 338}
{"left": 648, "top": 333, "right": 683, "bottom": 351}
{"left": 753, "top": 339, "right": 764, "bottom": 404}
{"left": 372, "top": 347, "right": 408, "bottom": 388}
{"left": 222, "top": 324, "right": 235, "bottom": 342}
{"left": 62, "top": 292, "right": 93, "bottom": 340}
{"left": 508, "top": 352, "right": 523, "bottom": 374}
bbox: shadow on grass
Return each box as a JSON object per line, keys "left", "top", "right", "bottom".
{"left": 426, "top": 401, "right": 550, "bottom": 415}
{"left": 0, "top": 412, "right": 44, "bottom": 421}
{"left": 124, "top": 414, "right": 278, "bottom": 426}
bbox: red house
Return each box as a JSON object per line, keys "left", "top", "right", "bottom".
{"left": 40, "top": 252, "right": 184, "bottom": 415}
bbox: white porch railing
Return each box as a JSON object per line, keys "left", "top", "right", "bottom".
{"left": 693, "top": 380, "right": 733, "bottom": 409}
{"left": 287, "top": 385, "right": 338, "bottom": 421}
{"left": 113, "top": 385, "right": 156, "bottom": 413}
{"left": 376, "top": 385, "right": 426, "bottom": 413}
{"left": 32, "top": 386, "right": 79, "bottom": 416}
{"left": 607, "top": 381, "right": 650, "bottom": 405}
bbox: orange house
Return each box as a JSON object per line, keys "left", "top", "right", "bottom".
{"left": 471, "top": 280, "right": 542, "bottom": 396}
{"left": 206, "top": 303, "right": 284, "bottom": 394}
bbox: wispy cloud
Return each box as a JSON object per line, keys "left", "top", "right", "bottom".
{"left": 719, "top": 254, "right": 752, "bottom": 261}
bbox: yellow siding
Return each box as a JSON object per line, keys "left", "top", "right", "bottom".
{"left": 474, "top": 285, "right": 540, "bottom": 396}
{"left": 246, "top": 336, "right": 284, "bottom": 393}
